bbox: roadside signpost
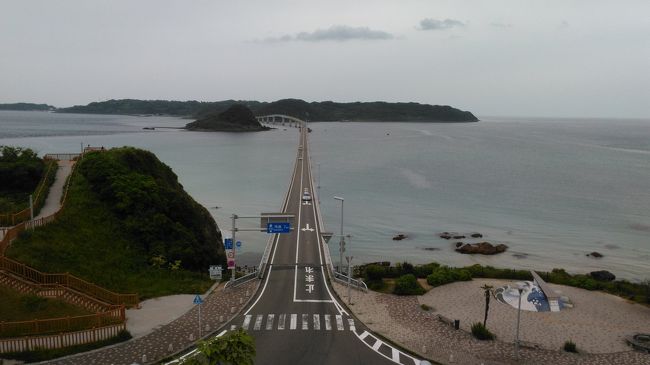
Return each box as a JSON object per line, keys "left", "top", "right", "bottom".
{"left": 236, "top": 240, "right": 242, "bottom": 252}
{"left": 209, "top": 265, "right": 222, "bottom": 281}
{"left": 193, "top": 294, "right": 204, "bottom": 338}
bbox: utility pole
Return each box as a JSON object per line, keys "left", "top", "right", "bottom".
{"left": 231, "top": 214, "right": 237, "bottom": 284}
{"left": 29, "top": 194, "right": 34, "bottom": 229}
{"left": 515, "top": 286, "right": 524, "bottom": 359}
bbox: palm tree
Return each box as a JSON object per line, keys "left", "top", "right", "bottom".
{"left": 480, "top": 284, "right": 494, "bottom": 327}
{"left": 182, "top": 329, "right": 256, "bottom": 365}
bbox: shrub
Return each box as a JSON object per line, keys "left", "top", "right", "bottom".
{"left": 364, "top": 264, "right": 386, "bottom": 282}
{"left": 471, "top": 322, "right": 495, "bottom": 340}
{"left": 563, "top": 340, "right": 577, "bottom": 353}
{"left": 393, "top": 274, "right": 425, "bottom": 296}
{"left": 420, "top": 304, "right": 432, "bottom": 311}
{"left": 414, "top": 262, "right": 440, "bottom": 278}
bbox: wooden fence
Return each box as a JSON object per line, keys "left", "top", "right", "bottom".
{"left": 0, "top": 160, "right": 57, "bottom": 227}
{"left": 0, "top": 307, "right": 124, "bottom": 338}
{"left": 0, "top": 256, "right": 139, "bottom": 308}
{"left": 0, "top": 323, "right": 125, "bottom": 353}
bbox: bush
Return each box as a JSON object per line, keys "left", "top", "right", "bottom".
{"left": 426, "top": 267, "right": 472, "bottom": 287}
{"left": 364, "top": 264, "right": 386, "bottom": 282}
{"left": 393, "top": 274, "right": 425, "bottom": 296}
{"left": 471, "top": 322, "right": 494, "bottom": 340}
{"left": 563, "top": 340, "right": 577, "bottom": 353}
{"left": 414, "top": 262, "right": 441, "bottom": 278}
{"left": 420, "top": 304, "right": 432, "bottom": 311}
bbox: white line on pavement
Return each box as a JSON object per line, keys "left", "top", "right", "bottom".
{"left": 313, "top": 314, "right": 320, "bottom": 330}
{"left": 266, "top": 314, "right": 275, "bottom": 330}
{"left": 391, "top": 348, "right": 400, "bottom": 362}
{"left": 278, "top": 314, "right": 286, "bottom": 330}
{"left": 242, "top": 315, "right": 251, "bottom": 330}
{"left": 324, "top": 314, "right": 332, "bottom": 330}
{"left": 348, "top": 318, "right": 356, "bottom": 331}
{"left": 253, "top": 315, "right": 263, "bottom": 331}
{"left": 336, "top": 315, "right": 344, "bottom": 331}
{"left": 372, "top": 339, "right": 383, "bottom": 351}
{"left": 302, "top": 314, "right": 309, "bottom": 330}
{"left": 290, "top": 314, "right": 297, "bottom": 330}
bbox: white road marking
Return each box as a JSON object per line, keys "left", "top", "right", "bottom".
{"left": 391, "top": 348, "right": 400, "bottom": 362}
{"left": 253, "top": 315, "right": 263, "bottom": 331}
{"left": 324, "top": 314, "right": 332, "bottom": 330}
{"left": 372, "top": 339, "right": 383, "bottom": 351}
{"left": 313, "top": 314, "right": 320, "bottom": 330}
{"left": 336, "top": 315, "right": 344, "bottom": 331}
{"left": 278, "top": 314, "right": 286, "bottom": 330}
{"left": 266, "top": 314, "right": 275, "bottom": 330}
{"left": 290, "top": 314, "right": 297, "bottom": 330}
{"left": 242, "top": 315, "right": 251, "bottom": 330}
{"left": 348, "top": 318, "right": 356, "bottom": 331}
{"left": 302, "top": 314, "right": 309, "bottom": 330}
{"left": 359, "top": 331, "right": 369, "bottom": 340}
{"left": 301, "top": 223, "right": 314, "bottom": 232}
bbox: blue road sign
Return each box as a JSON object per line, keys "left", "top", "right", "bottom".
{"left": 236, "top": 241, "right": 242, "bottom": 251}
{"left": 224, "top": 238, "right": 233, "bottom": 250}
{"left": 193, "top": 295, "right": 203, "bottom": 305}
{"left": 267, "top": 222, "right": 291, "bottom": 234}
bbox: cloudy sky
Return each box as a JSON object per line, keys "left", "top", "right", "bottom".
{"left": 1, "top": 0, "right": 649, "bottom": 118}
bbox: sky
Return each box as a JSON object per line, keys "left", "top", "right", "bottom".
{"left": 1, "top": 0, "right": 649, "bottom": 118}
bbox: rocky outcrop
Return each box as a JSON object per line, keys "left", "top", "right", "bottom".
{"left": 392, "top": 234, "right": 408, "bottom": 241}
{"left": 471, "top": 233, "right": 483, "bottom": 238}
{"left": 455, "top": 242, "right": 508, "bottom": 255}
{"left": 589, "top": 270, "right": 616, "bottom": 281}
{"left": 587, "top": 251, "right": 604, "bottom": 258}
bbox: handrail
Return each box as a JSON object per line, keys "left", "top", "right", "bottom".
{"left": 333, "top": 271, "right": 368, "bottom": 292}
{"left": 0, "top": 160, "right": 57, "bottom": 226}
{"left": 224, "top": 270, "right": 259, "bottom": 289}
{"left": 0, "top": 306, "right": 124, "bottom": 338}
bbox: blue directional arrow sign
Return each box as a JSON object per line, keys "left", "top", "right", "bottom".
{"left": 193, "top": 294, "right": 203, "bottom": 305}
{"left": 236, "top": 241, "right": 242, "bottom": 251}
{"left": 224, "top": 238, "right": 233, "bottom": 250}
{"left": 267, "top": 222, "right": 291, "bottom": 234}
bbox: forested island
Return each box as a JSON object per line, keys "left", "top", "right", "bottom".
{"left": 185, "top": 104, "right": 269, "bottom": 132}
{"left": 0, "top": 103, "right": 55, "bottom": 111}
{"left": 57, "top": 98, "right": 478, "bottom": 122}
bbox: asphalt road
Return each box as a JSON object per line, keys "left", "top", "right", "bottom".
{"left": 225, "top": 126, "right": 422, "bottom": 365}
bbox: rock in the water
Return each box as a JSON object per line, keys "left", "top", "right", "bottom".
{"left": 421, "top": 247, "right": 440, "bottom": 251}
{"left": 393, "top": 234, "right": 408, "bottom": 241}
{"left": 471, "top": 233, "right": 483, "bottom": 238}
{"left": 455, "top": 242, "right": 464, "bottom": 248}
{"left": 453, "top": 235, "right": 466, "bottom": 239}
{"left": 439, "top": 232, "right": 452, "bottom": 240}
{"left": 455, "top": 242, "right": 508, "bottom": 255}
{"left": 589, "top": 270, "right": 615, "bottom": 281}
{"left": 587, "top": 251, "right": 604, "bottom": 258}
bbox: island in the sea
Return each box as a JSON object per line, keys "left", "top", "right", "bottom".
{"left": 185, "top": 104, "right": 269, "bottom": 132}
{"left": 0, "top": 103, "right": 55, "bottom": 111}
{"left": 56, "top": 98, "right": 479, "bottom": 122}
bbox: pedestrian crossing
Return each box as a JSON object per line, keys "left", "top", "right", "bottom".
{"left": 239, "top": 314, "right": 355, "bottom": 332}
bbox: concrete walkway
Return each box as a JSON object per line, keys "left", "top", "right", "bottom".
{"left": 126, "top": 295, "right": 196, "bottom": 339}
{"left": 35, "top": 160, "right": 74, "bottom": 219}
{"left": 43, "top": 280, "right": 260, "bottom": 365}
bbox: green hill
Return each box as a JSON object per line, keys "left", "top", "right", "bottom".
{"left": 0, "top": 103, "right": 55, "bottom": 111}
{"left": 56, "top": 98, "right": 478, "bottom": 122}
{"left": 7, "top": 147, "right": 225, "bottom": 299}
{"left": 186, "top": 104, "right": 270, "bottom": 132}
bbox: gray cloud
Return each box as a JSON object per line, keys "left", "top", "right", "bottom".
{"left": 418, "top": 18, "right": 465, "bottom": 31}
{"left": 490, "top": 22, "right": 513, "bottom": 28}
{"left": 262, "top": 25, "right": 394, "bottom": 43}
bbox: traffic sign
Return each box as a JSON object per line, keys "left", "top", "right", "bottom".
{"left": 224, "top": 238, "right": 233, "bottom": 250}
{"left": 267, "top": 222, "right": 291, "bottom": 234}
{"left": 227, "top": 251, "right": 234, "bottom": 259}
{"left": 193, "top": 295, "right": 203, "bottom": 305}
{"left": 236, "top": 241, "right": 242, "bottom": 251}
{"left": 209, "top": 265, "right": 222, "bottom": 280}
{"left": 227, "top": 259, "right": 235, "bottom": 269}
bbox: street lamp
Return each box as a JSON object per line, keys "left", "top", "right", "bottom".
{"left": 345, "top": 234, "right": 353, "bottom": 305}
{"left": 515, "top": 284, "right": 524, "bottom": 359}
{"left": 333, "top": 196, "right": 344, "bottom": 273}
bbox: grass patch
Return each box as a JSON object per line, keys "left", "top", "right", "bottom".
{"left": 0, "top": 287, "right": 91, "bottom": 322}
{"left": 1, "top": 330, "right": 132, "bottom": 363}
{"left": 7, "top": 148, "right": 223, "bottom": 300}
{"left": 420, "top": 303, "right": 433, "bottom": 311}
{"left": 471, "top": 322, "right": 495, "bottom": 340}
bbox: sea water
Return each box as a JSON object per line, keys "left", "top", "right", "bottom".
{"left": 1, "top": 111, "right": 648, "bottom": 280}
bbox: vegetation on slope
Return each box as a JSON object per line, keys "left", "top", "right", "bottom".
{"left": 0, "top": 146, "right": 48, "bottom": 213}
{"left": 0, "top": 103, "right": 55, "bottom": 111}
{"left": 56, "top": 98, "right": 478, "bottom": 122}
{"left": 0, "top": 287, "right": 90, "bottom": 323}
{"left": 185, "top": 104, "right": 269, "bottom": 132}
{"left": 7, "top": 147, "right": 225, "bottom": 299}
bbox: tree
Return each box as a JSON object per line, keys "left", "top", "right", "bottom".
{"left": 183, "top": 329, "right": 256, "bottom": 365}
{"left": 480, "top": 284, "right": 494, "bottom": 327}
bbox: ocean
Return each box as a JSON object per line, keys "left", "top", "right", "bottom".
{"left": 1, "top": 111, "right": 648, "bottom": 280}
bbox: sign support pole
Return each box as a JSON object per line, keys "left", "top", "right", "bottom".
{"left": 231, "top": 214, "right": 237, "bottom": 284}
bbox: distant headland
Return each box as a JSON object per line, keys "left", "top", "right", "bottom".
{"left": 0, "top": 103, "right": 55, "bottom": 111}
{"left": 53, "top": 98, "right": 478, "bottom": 122}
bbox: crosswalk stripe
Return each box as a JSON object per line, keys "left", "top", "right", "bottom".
{"left": 391, "top": 348, "right": 400, "bottom": 362}
{"left": 359, "top": 331, "right": 369, "bottom": 340}
{"left": 242, "top": 315, "right": 251, "bottom": 330}
{"left": 266, "top": 314, "right": 275, "bottom": 330}
{"left": 313, "top": 314, "right": 320, "bottom": 330}
{"left": 302, "top": 314, "right": 309, "bottom": 330}
{"left": 278, "top": 314, "right": 286, "bottom": 330}
{"left": 335, "top": 315, "right": 344, "bottom": 331}
{"left": 290, "top": 314, "right": 297, "bottom": 330}
{"left": 324, "top": 314, "right": 332, "bottom": 330}
{"left": 372, "top": 339, "right": 383, "bottom": 351}
{"left": 348, "top": 318, "right": 355, "bottom": 331}
{"left": 253, "top": 315, "right": 263, "bottom": 331}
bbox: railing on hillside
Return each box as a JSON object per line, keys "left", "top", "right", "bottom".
{"left": 0, "top": 256, "right": 139, "bottom": 308}
{"left": 44, "top": 153, "right": 82, "bottom": 161}
{"left": 0, "top": 323, "right": 125, "bottom": 353}
{"left": 0, "top": 160, "right": 57, "bottom": 227}
{"left": 0, "top": 306, "right": 124, "bottom": 338}
{"left": 225, "top": 270, "right": 259, "bottom": 289}
{"left": 333, "top": 271, "right": 368, "bottom": 292}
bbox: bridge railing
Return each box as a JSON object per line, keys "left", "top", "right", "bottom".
{"left": 332, "top": 271, "right": 368, "bottom": 292}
